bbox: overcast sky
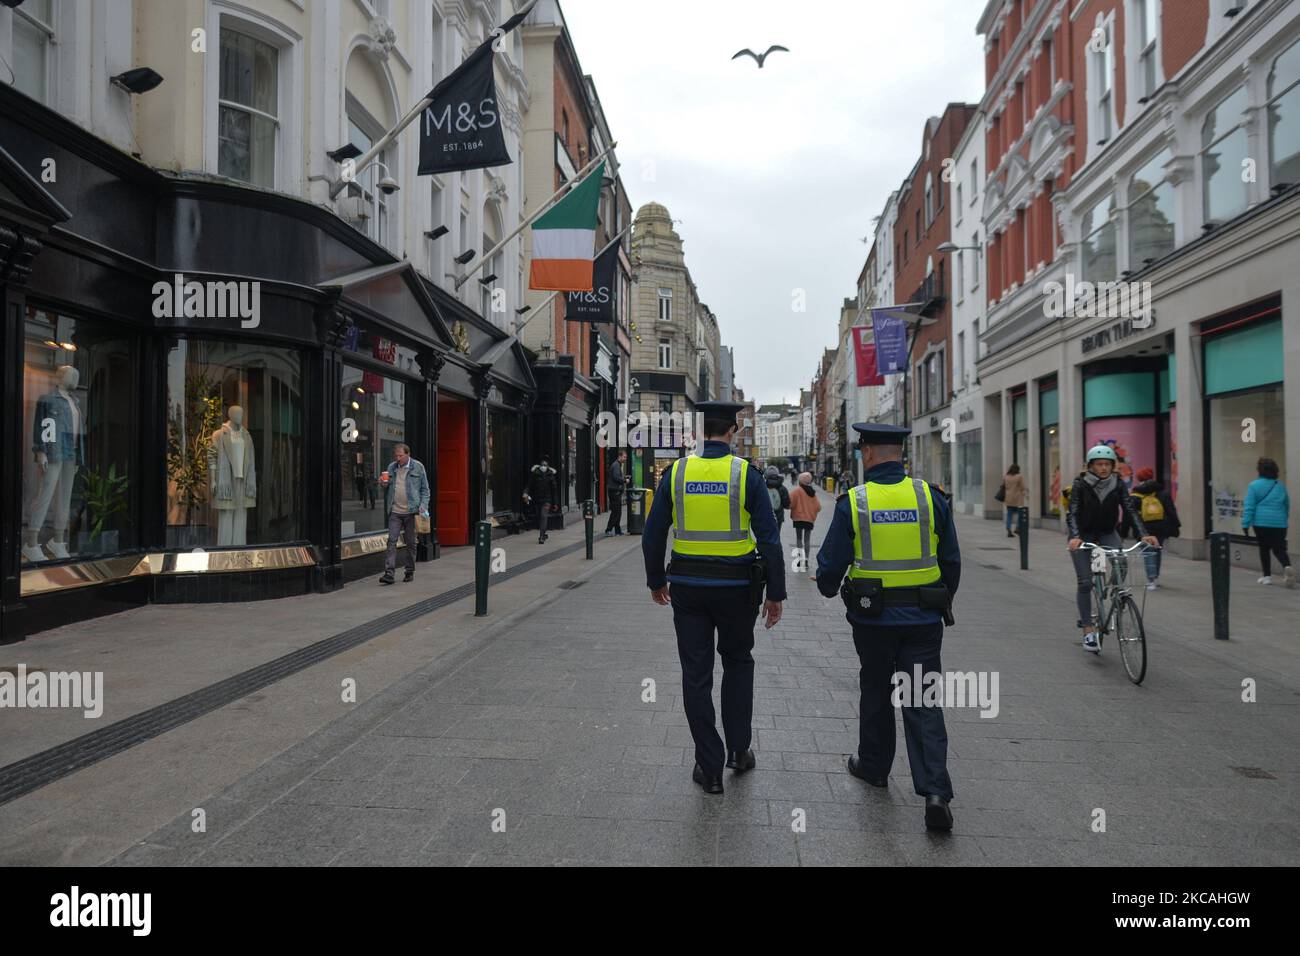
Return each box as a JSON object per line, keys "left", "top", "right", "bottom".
{"left": 560, "top": 0, "right": 986, "bottom": 407}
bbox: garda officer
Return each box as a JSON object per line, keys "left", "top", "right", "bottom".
{"left": 815, "top": 423, "right": 961, "bottom": 830}
{"left": 643, "top": 401, "right": 786, "bottom": 795}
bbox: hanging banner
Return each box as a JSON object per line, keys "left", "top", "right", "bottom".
{"left": 563, "top": 240, "right": 619, "bottom": 323}
{"left": 871, "top": 308, "right": 910, "bottom": 374}
{"left": 417, "top": 19, "right": 516, "bottom": 174}
{"left": 852, "top": 326, "right": 884, "bottom": 386}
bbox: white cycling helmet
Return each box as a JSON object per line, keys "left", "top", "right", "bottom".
{"left": 1086, "top": 444, "right": 1118, "bottom": 464}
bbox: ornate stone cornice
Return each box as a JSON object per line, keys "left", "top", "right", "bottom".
{"left": 0, "top": 225, "right": 42, "bottom": 286}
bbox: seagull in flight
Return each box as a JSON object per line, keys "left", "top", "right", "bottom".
{"left": 732, "top": 45, "right": 789, "bottom": 68}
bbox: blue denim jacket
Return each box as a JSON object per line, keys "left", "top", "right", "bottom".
{"left": 384, "top": 458, "right": 431, "bottom": 515}
{"left": 31, "top": 391, "right": 85, "bottom": 465}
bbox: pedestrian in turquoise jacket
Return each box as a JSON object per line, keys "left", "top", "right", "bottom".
{"left": 1242, "top": 457, "right": 1293, "bottom": 588}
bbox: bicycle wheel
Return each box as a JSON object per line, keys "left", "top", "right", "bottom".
{"left": 1114, "top": 595, "right": 1147, "bottom": 684}
{"left": 1092, "top": 574, "right": 1107, "bottom": 646}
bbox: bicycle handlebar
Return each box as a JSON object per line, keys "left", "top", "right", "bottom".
{"left": 1079, "top": 541, "right": 1156, "bottom": 553}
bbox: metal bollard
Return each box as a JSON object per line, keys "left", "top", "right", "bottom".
{"left": 1017, "top": 506, "right": 1029, "bottom": 570}
{"left": 584, "top": 499, "right": 594, "bottom": 560}
{"left": 1210, "top": 531, "right": 1230, "bottom": 640}
{"left": 474, "top": 520, "right": 491, "bottom": 617}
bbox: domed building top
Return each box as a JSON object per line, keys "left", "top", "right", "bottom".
{"left": 635, "top": 201, "right": 672, "bottom": 222}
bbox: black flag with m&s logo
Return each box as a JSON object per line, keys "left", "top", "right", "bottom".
{"left": 417, "top": 9, "right": 528, "bottom": 175}
{"left": 563, "top": 240, "right": 620, "bottom": 324}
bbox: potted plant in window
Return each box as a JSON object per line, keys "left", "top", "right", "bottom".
{"left": 75, "top": 463, "right": 130, "bottom": 554}
{"left": 166, "top": 374, "right": 223, "bottom": 548}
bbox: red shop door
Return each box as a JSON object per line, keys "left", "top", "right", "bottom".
{"left": 437, "top": 401, "right": 470, "bottom": 546}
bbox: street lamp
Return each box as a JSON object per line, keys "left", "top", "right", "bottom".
{"left": 935, "top": 240, "right": 982, "bottom": 256}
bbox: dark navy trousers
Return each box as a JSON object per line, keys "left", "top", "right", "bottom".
{"left": 670, "top": 583, "right": 760, "bottom": 774}
{"left": 850, "top": 621, "right": 954, "bottom": 801}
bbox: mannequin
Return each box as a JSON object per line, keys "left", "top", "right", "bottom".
{"left": 208, "top": 405, "right": 257, "bottom": 546}
{"left": 24, "top": 365, "right": 84, "bottom": 562}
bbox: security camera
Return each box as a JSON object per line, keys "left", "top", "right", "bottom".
{"left": 378, "top": 176, "right": 399, "bottom": 195}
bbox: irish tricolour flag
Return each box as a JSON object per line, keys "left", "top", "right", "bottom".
{"left": 529, "top": 162, "right": 604, "bottom": 291}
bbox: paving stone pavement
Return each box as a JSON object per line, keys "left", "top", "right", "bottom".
{"left": 108, "top": 486, "right": 1299, "bottom": 866}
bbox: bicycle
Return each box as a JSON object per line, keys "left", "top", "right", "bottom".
{"left": 1079, "top": 541, "right": 1154, "bottom": 685}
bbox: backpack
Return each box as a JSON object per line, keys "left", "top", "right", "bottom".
{"left": 768, "top": 486, "right": 781, "bottom": 512}
{"left": 1136, "top": 491, "right": 1164, "bottom": 523}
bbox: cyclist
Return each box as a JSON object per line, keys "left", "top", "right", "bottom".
{"left": 1067, "top": 445, "right": 1160, "bottom": 653}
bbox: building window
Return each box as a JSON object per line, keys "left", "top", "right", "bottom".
{"left": 1267, "top": 36, "right": 1300, "bottom": 187}
{"left": 956, "top": 250, "right": 965, "bottom": 301}
{"left": 1045, "top": 36, "right": 1055, "bottom": 91}
{"left": 657, "top": 288, "right": 672, "bottom": 322}
{"left": 344, "top": 113, "right": 391, "bottom": 246}
{"left": 969, "top": 158, "right": 978, "bottom": 197}
{"left": 166, "top": 338, "right": 304, "bottom": 548}
{"left": 1201, "top": 85, "right": 1250, "bottom": 223}
{"left": 1137, "top": 0, "right": 1160, "bottom": 99}
{"left": 219, "top": 28, "right": 280, "bottom": 189}
{"left": 970, "top": 232, "right": 980, "bottom": 288}
{"left": 915, "top": 209, "right": 921, "bottom": 242}
{"left": 956, "top": 183, "right": 964, "bottom": 219}
{"left": 21, "top": 306, "right": 136, "bottom": 565}
{"left": 658, "top": 339, "right": 672, "bottom": 369}
{"left": 924, "top": 172, "right": 933, "bottom": 225}
{"left": 11, "top": 0, "right": 54, "bottom": 103}
{"left": 1080, "top": 193, "right": 1117, "bottom": 281}
{"left": 1126, "top": 147, "right": 1176, "bottom": 267}
{"left": 956, "top": 331, "right": 965, "bottom": 386}
{"left": 1092, "top": 21, "right": 1115, "bottom": 142}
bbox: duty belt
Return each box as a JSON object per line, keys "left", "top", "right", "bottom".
{"left": 666, "top": 558, "right": 756, "bottom": 581}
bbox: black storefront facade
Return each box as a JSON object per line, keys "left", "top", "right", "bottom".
{"left": 0, "top": 87, "right": 534, "bottom": 641}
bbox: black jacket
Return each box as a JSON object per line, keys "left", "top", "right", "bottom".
{"left": 608, "top": 460, "right": 625, "bottom": 493}
{"left": 1127, "top": 480, "right": 1180, "bottom": 540}
{"left": 764, "top": 475, "right": 791, "bottom": 521}
{"left": 526, "top": 464, "right": 558, "bottom": 503}
{"left": 1067, "top": 474, "right": 1150, "bottom": 540}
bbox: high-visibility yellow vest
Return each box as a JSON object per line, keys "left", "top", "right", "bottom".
{"left": 848, "top": 478, "right": 942, "bottom": 587}
{"left": 669, "top": 454, "right": 755, "bottom": 558}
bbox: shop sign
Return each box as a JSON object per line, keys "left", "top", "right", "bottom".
{"left": 958, "top": 408, "right": 975, "bottom": 423}
{"left": 373, "top": 338, "right": 397, "bottom": 364}
{"left": 1080, "top": 316, "right": 1156, "bottom": 355}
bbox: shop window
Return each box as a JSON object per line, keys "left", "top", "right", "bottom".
{"left": 165, "top": 339, "right": 303, "bottom": 549}
{"left": 1080, "top": 193, "right": 1117, "bottom": 281}
{"left": 340, "top": 357, "right": 411, "bottom": 537}
{"left": 21, "top": 307, "right": 135, "bottom": 565}
{"left": 1267, "top": 36, "right": 1300, "bottom": 187}
{"left": 1126, "top": 147, "right": 1176, "bottom": 267}
{"left": 486, "top": 409, "right": 518, "bottom": 516}
{"left": 1201, "top": 85, "right": 1250, "bottom": 223}
{"left": 566, "top": 425, "right": 578, "bottom": 506}
{"left": 219, "top": 27, "right": 280, "bottom": 189}
{"left": 956, "top": 429, "right": 982, "bottom": 503}
{"left": 1209, "top": 388, "right": 1284, "bottom": 537}
{"left": 12, "top": 0, "right": 54, "bottom": 104}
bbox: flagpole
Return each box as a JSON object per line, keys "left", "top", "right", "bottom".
{"left": 326, "top": 0, "right": 540, "bottom": 199}
{"left": 454, "top": 141, "right": 617, "bottom": 289}
{"left": 513, "top": 223, "right": 630, "bottom": 335}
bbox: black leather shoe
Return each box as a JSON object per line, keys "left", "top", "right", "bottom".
{"left": 403, "top": 570, "right": 414, "bottom": 582}
{"left": 924, "top": 794, "right": 954, "bottom": 831}
{"left": 846, "top": 755, "right": 887, "bottom": 787}
{"left": 726, "top": 749, "right": 756, "bottom": 772}
{"left": 691, "top": 763, "right": 724, "bottom": 795}
{"left": 378, "top": 572, "right": 395, "bottom": 586}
